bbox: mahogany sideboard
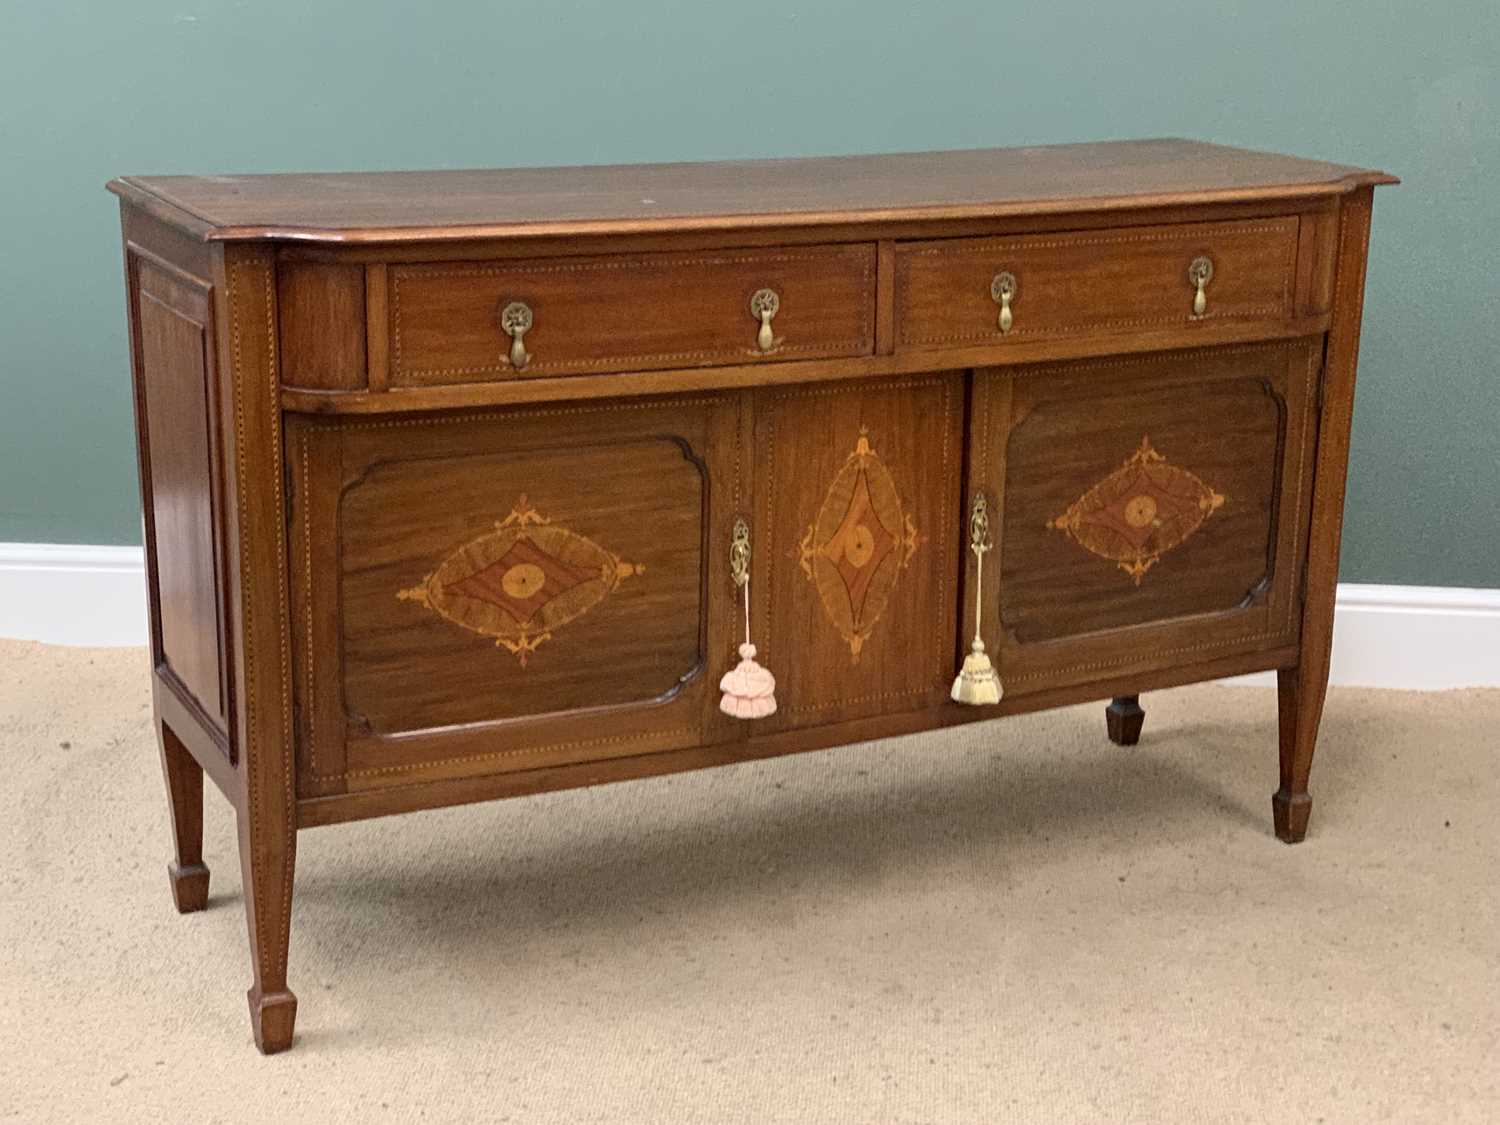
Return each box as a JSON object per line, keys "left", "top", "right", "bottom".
{"left": 108, "top": 139, "right": 1395, "bottom": 1052}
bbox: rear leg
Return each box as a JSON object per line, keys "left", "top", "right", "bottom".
{"left": 1104, "top": 695, "right": 1145, "bottom": 747}
{"left": 159, "top": 719, "right": 209, "bottom": 912}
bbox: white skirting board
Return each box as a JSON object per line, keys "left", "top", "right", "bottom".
{"left": 0, "top": 543, "right": 1496, "bottom": 689}
{"left": 1220, "top": 584, "right": 1500, "bottom": 690}
{"left": 0, "top": 544, "right": 151, "bottom": 648}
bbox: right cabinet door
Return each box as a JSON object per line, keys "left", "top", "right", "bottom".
{"left": 966, "top": 339, "right": 1321, "bottom": 698}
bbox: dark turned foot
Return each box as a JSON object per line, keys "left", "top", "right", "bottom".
{"left": 248, "top": 988, "right": 298, "bottom": 1054}
{"left": 1105, "top": 695, "right": 1145, "bottom": 746}
{"left": 167, "top": 862, "right": 210, "bottom": 913}
{"left": 1272, "top": 788, "right": 1313, "bottom": 843}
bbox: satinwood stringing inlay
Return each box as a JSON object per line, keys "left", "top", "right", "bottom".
{"left": 397, "top": 495, "right": 641, "bottom": 665}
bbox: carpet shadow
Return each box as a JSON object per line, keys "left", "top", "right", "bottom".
{"left": 277, "top": 719, "right": 1286, "bottom": 1048}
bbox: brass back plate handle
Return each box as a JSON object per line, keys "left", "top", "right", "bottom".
{"left": 990, "top": 271, "right": 1017, "bottom": 335}
{"left": 750, "top": 288, "right": 780, "bottom": 353}
{"left": 1188, "top": 256, "right": 1213, "bottom": 317}
{"left": 500, "top": 300, "right": 533, "bottom": 369}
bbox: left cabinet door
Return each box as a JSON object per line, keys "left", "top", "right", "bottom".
{"left": 287, "top": 393, "right": 746, "bottom": 795}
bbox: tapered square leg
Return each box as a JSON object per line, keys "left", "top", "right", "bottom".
{"left": 238, "top": 806, "right": 298, "bottom": 1053}
{"left": 1269, "top": 187, "right": 1375, "bottom": 843}
{"left": 158, "top": 720, "right": 210, "bottom": 913}
{"left": 247, "top": 988, "right": 298, "bottom": 1054}
{"left": 1272, "top": 788, "right": 1313, "bottom": 843}
{"left": 1274, "top": 666, "right": 1321, "bottom": 844}
{"left": 1105, "top": 695, "right": 1145, "bottom": 746}
{"left": 168, "top": 862, "right": 210, "bottom": 914}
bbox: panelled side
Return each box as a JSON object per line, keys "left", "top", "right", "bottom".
{"left": 127, "top": 245, "right": 233, "bottom": 753}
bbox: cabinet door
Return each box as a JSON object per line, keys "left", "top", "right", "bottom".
{"left": 963, "top": 340, "right": 1319, "bottom": 697}
{"left": 288, "top": 394, "right": 744, "bottom": 794}
{"left": 753, "top": 374, "right": 964, "bottom": 727}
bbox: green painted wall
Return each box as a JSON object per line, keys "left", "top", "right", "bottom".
{"left": 1, "top": 2, "right": 1495, "bottom": 585}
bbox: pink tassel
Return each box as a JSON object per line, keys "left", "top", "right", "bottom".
{"left": 720, "top": 517, "right": 777, "bottom": 719}
{"left": 719, "top": 642, "right": 777, "bottom": 719}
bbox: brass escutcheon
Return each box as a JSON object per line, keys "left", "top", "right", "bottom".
{"left": 730, "top": 517, "right": 752, "bottom": 587}
{"left": 967, "top": 491, "right": 993, "bottom": 558}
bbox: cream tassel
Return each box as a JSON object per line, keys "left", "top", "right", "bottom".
{"left": 951, "top": 493, "right": 1002, "bottom": 705}
{"left": 720, "top": 518, "right": 777, "bottom": 719}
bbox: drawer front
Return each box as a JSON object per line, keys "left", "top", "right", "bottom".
{"left": 390, "top": 243, "right": 876, "bottom": 385}
{"left": 894, "top": 218, "right": 1299, "bottom": 351}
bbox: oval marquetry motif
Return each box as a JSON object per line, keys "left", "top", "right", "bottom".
{"left": 799, "top": 432, "right": 921, "bottom": 660}
{"left": 397, "top": 495, "right": 640, "bottom": 665}
{"left": 1049, "top": 436, "right": 1225, "bottom": 585}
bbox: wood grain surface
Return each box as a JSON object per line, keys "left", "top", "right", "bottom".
{"left": 108, "top": 139, "right": 1395, "bottom": 244}
{"left": 894, "top": 217, "right": 1300, "bottom": 350}
{"left": 388, "top": 243, "right": 874, "bottom": 383}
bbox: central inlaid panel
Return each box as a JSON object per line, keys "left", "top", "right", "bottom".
{"left": 797, "top": 431, "right": 924, "bottom": 660}
{"left": 755, "top": 373, "right": 963, "bottom": 726}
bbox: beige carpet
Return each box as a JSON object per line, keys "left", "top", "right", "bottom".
{"left": 1, "top": 639, "right": 1496, "bottom": 1124}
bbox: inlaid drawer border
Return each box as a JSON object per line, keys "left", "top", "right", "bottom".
{"left": 897, "top": 220, "right": 1298, "bottom": 347}
{"left": 391, "top": 250, "right": 876, "bottom": 381}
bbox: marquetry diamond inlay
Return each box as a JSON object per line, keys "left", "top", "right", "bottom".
{"left": 1048, "top": 436, "right": 1225, "bottom": 584}
{"left": 799, "top": 431, "right": 921, "bottom": 659}
{"left": 398, "top": 496, "right": 640, "bottom": 665}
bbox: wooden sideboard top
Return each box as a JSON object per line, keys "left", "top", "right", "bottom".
{"left": 108, "top": 138, "right": 1395, "bottom": 245}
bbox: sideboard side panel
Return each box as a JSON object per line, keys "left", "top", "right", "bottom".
{"left": 122, "top": 208, "right": 235, "bottom": 763}
{"left": 135, "top": 261, "right": 229, "bottom": 731}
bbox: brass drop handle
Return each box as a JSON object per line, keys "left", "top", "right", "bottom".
{"left": 500, "top": 301, "right": 533, "bottom": 370}
{"left": 990, "top": 272, "right": 1017, "bottom": 335}
{"left": 950, "top": 491, "right": 1002, "bottom": 705}
{"left": 750, "top": 288, "right": 780, "bottom": 353}
{"left": 1188, "top": 256, "right": 1213, "bottom": 317}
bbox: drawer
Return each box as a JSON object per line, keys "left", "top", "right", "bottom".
{"left": 389, "top": 243, "right": 877, "bottom": 385}
{"left": 893, "top": 218, "right": 1299, "bottom": 350}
